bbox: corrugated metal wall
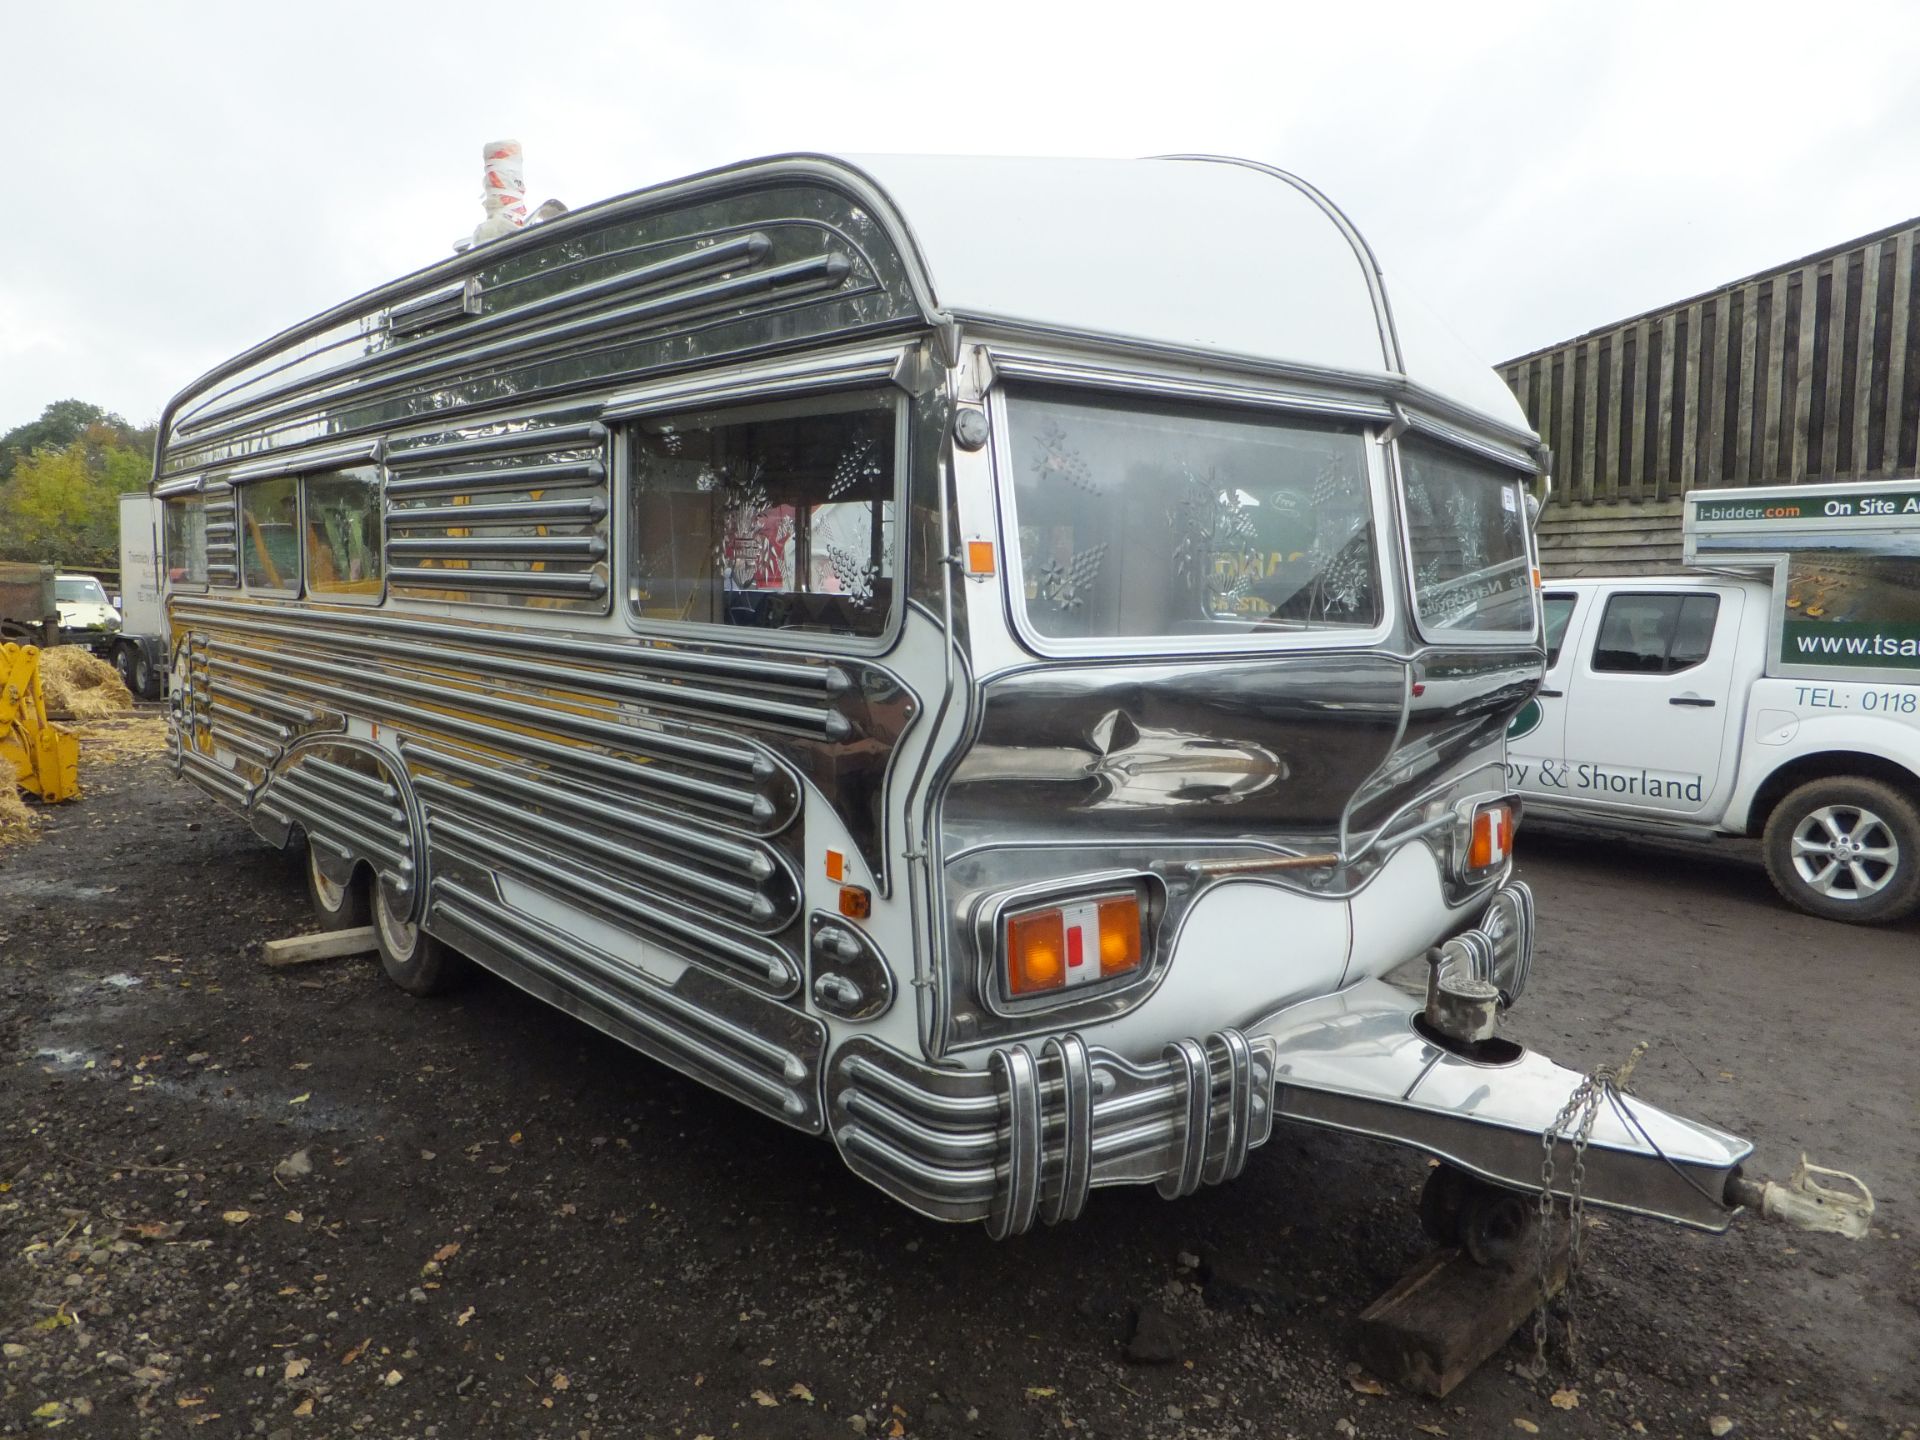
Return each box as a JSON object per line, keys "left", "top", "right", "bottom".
{"left": 1501, "top": 217, "right": 1920, "bottom": 505}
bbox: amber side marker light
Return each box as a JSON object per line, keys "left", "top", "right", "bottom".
{"left": 966, "top": 540, "right": 997, "bottom": 576}
{"left": 838, "top": 885, "right": 871, "bottom": 920}
{"left": 1006, "top": 892, "right": 1143, "bottom": 998}
{"left": 1468, "top": 802, "right": 1515, "bottom": 871}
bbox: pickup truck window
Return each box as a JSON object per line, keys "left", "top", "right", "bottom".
{"left": 1398, "top": 438, "right": 1533, "bottom": 641}
{"left": 1542, "top": 593, "right": 1576, "bottom": 666}
{"left": 1592, "top": 593, "right": 1719, "bottom": 675}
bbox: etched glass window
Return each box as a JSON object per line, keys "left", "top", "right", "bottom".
{"left": 240, "top": 477, "right": 300, "bottom": 593}
{"left": 629, "top": 393, "right": 897, "bottom": 637}
{"left": 1003, "top": 389, "right": 1378, "bottom": 643}
{"left": 163, "top": 497, "right": 208, "bottom": 587}
{"left": 303, "top": 467, "right": 383, "bottom": 601}
{"left": 1399, "top": 438, "right": 1534, "bottom": 639}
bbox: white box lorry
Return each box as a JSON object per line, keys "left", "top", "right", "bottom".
{"left": 1509, "top": 477, "right": 1920, "bottom": 925}
{"left": 113, "top": 491, "right": 168, "bottom": 699}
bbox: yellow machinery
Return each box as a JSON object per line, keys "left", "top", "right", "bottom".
{"left": 2, "top": 643, "right": 79, "bottom": 803}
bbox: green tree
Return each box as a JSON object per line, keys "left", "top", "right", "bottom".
{"left": 0, "top": 406, "right": 156, "bottom": 567}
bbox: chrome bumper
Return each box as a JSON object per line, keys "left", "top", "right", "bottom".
{"left": 828, "top": 883, "right": 1752, "bottom": 1235}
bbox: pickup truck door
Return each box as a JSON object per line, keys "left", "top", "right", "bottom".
{"left": 1506, "top": 590, "right": 1581, "bottom": 802}
{"left": 1556, "top": 586, "right": 1747, "bottom": 820}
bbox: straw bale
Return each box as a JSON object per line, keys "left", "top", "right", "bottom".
{"left": 37, "top": 645, "right": 133, "bottom": 720}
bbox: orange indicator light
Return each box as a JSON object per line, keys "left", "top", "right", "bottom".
{"left": 1469, "top": 804, "right": 1513, "bottom": 871}
{"left": 838, "top": 885, "right": 871, "bottom": 920}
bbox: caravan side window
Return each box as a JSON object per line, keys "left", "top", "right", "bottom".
{"left": 628, "top": 393, "right": 898, "bottom": 638}
{"left": 164, "top": 496, "right": 208, "bottom": 587}
{"left": 304, "top": 467, "right": 383, "bottom": 602}
{"left": 240, "top": 477, "right": 301, "bottom": 593}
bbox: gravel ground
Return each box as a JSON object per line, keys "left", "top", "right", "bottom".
{"left": 1, "top": 725, "right": 1915, "bottom": 1439}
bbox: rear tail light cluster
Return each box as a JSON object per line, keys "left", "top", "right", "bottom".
{"left": 1466, "top": 800, "right": 1516, "bottom": 875}
{"left": 1005, "top": 891, "right": 1143, "bottom": 999}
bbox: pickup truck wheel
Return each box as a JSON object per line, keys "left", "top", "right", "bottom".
{"left": 305, "top": 842, "right": 371, "bottom": 929}
{"left": 372, "top": 883, "right": 469, "bottom": 997}
{"left": 1762, "top": 777, "right": 1920, "bottom": 925}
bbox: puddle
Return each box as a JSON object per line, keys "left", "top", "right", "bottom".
{"left": 36, "top": 1046, "right": 92, "bottom": 1068}
{"left": 0, "top": 876, "right": 118, "bottom": 901}
{"left": 99, "top": 973, "right": 143, "bottom": 990}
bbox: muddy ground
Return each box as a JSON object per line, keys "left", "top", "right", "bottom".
{"left": 1, "top": 724, "right": 1915, "bottom": 1439}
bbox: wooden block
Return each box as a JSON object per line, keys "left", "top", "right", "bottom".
{"left": 1355, "top": 1227, "right": 1569, "bottom": 1399}
{"left": 262, "top": 926, "right": 378, "bottom": 968}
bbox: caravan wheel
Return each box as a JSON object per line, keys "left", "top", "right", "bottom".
{"left": 372, "top": 883, "right": 469, "bottom": 997}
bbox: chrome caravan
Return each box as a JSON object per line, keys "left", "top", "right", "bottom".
{"left": 155, "top": 154, "right": 1860, "bottom": 1244}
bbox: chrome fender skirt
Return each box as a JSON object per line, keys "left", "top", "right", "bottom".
{"left": 1262, "top": 979, "right": 1752, "bottom": 1232}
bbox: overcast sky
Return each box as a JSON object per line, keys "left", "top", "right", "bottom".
{"left": 3, "top": 0, "right": 1917, "bottom": 435}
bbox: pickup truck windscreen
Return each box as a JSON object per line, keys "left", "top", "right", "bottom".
{"left": 1399, "top": 438, "right": 1534, "bottom": 641}
{"left": 1003, "top": 389, "right": 1379, "bottom": 644}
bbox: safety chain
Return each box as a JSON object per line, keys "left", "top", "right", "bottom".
{"left": 1531, "top": 1041, "right": 1649, "bottom": 1378}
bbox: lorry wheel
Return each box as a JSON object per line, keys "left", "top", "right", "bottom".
{"left": 305, "top": 842, "right": 371, "bottom": 930}
{"left": 1762, "top": 777, "right": 1920, "bottom": 925}
{"left": 131, "top": 649, "right": 161, "bottom": 700}
{"left": 112, "top": 643, "right": 137, "bottom": 689}
{"left": 372, "top": 882, "right": 469, "bottom": 997}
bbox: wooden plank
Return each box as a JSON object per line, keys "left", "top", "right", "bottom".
{"left": 1762, "top": 272, "right": 1789, "bottom": 483}
{"left": 1605, "top": 330, "right": 1626, "bottom": 500}
{"left": 1654, "top": 313, "right": 1678, "bottom": 499}
{"left": 1822, "top": 258, "right": 1850, "bottom": 477}
{"left": 1854, "top": 241, "right": 1882, "bottom": 475}
{"left": 1734, "top": 282, "right": 1761, "bottom": 485}
{"left": 262, "top": 926, "right": 378, "bottom": 968}
{"left": 1356, "top": 1228, "right": 1571, "bottom": 1399}
{"left": 1791, "top": 269, "right": 1819, "bottom": 482}
{"left": 1704, "top": 294, "right": 1729, "bottom": 488}
{"left": 1579, "top": 340, "right": 1599, "bottom": 503}
{"left": 1679, "top": 304, "right": 1704, "bottom": 494}
{"left": 1628, "top": 320, "right": 1650, "bottom": 499}
{"left": 1886, "top": 230, "right": 1914, "bottom": 475}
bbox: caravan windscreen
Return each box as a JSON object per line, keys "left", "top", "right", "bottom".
{"left": 1398, "top": 438, "right": 1534, "bottom": 641}
{"left": 1002, "top": 390, "right": 1379, "bottom": 644}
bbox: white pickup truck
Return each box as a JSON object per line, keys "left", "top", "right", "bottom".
{"left": 1509, "top": 478, "right": 1920, "bottom": 925}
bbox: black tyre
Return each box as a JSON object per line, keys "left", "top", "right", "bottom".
{"left": 371, "top": 881, "right": 468, "bottom": 996}
{"left": 131, "top": 648, "right": 161, "bottom": 701}
{"left": 1762, "top": 776, "right": 1920, "bottom": 925}
{"left": 305, "top": 841, "right": 371, "bottom": 930}
{"left": 112, "top": 643, "right": 138, "bottom": 689}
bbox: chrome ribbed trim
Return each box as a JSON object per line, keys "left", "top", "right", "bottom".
{"left": 384, "top": 457, "right": 607, "bottom": 500}
{"left": 428, "top": 817, "right": 798, "bottom": 995}
{"left": 429, "top": 876, "right": 823, "bottom": 1130}
{"left": 829, "top": 1030, "right": 1275, "bottom": 1232}
{"left": 257, "top": 748, "right": 418, "bottom": 898}
{"left": 386, "top": 496, "right": 609, "bottom": 529}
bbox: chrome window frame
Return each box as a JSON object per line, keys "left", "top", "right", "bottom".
{"left": 301, "top": 465, "right": 387, "bottom": 608}
{"left": 613, "top": 360, "right": 915, "bottom": 658}
{"left": 985, "top": 379, "right": 1400, "bottom": 661}
{"left": 234, "top": 473, "right": 304, "bottom": 599}
{"left": 1388, "top": 431, "right": 1541, "bottom": 649}
{"left": 158, "top": 479, "right": 211, "bottom": 594}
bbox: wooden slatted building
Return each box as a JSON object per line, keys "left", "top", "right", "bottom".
{"left": 1500, "top": 216, "right": 1920, "bottom": 575}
